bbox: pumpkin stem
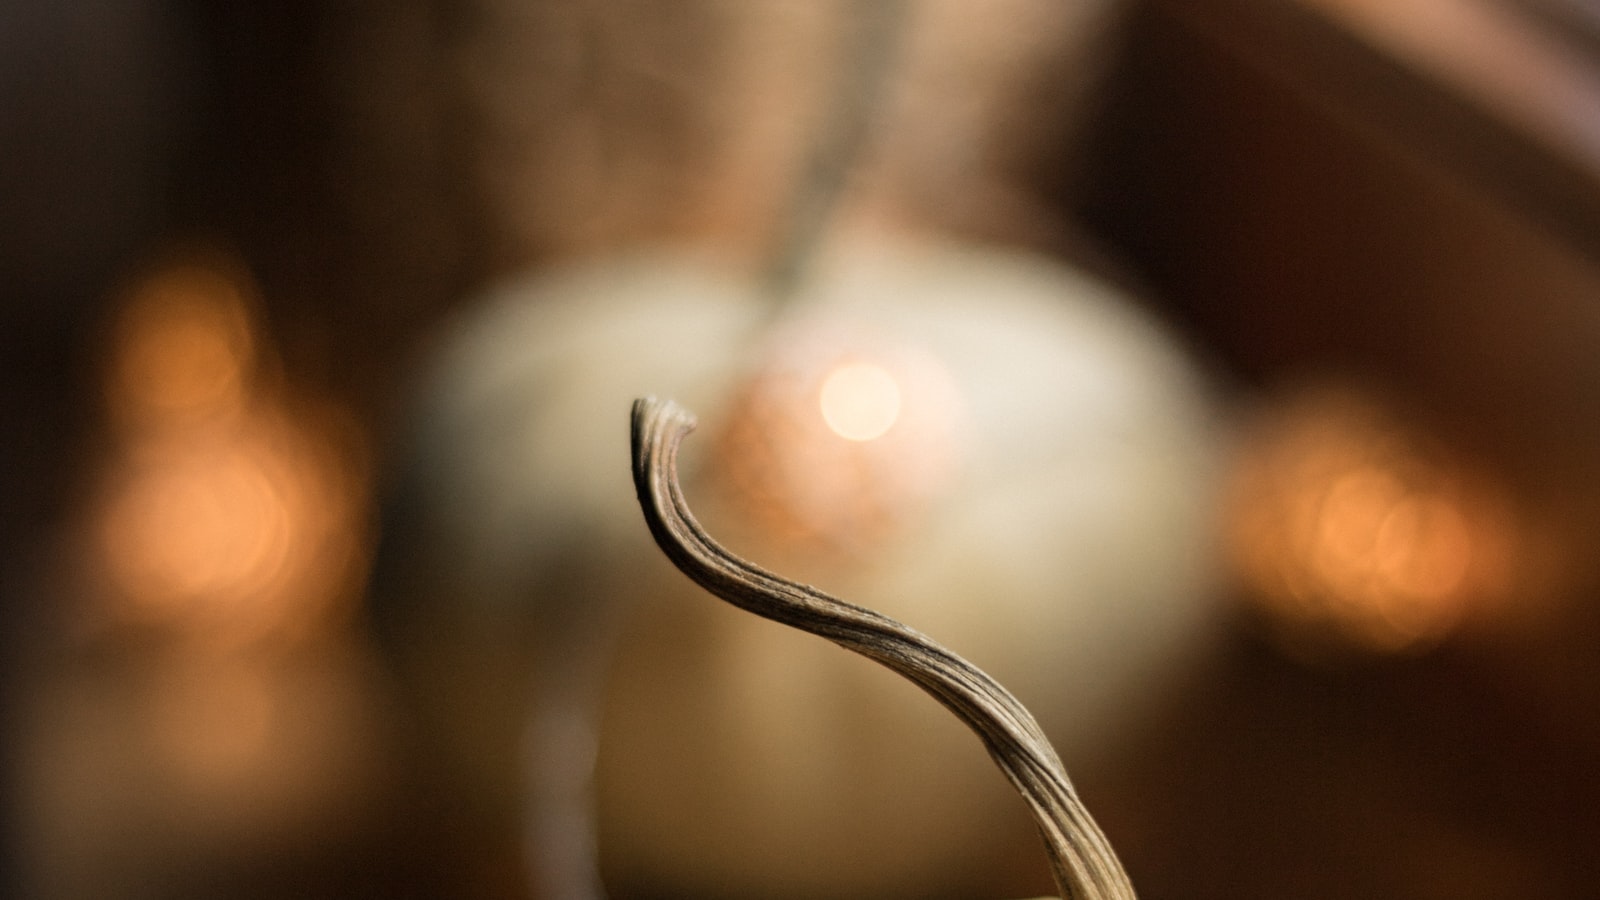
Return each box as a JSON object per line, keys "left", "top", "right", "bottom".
{"left": 764, "top": 0, "right": 909, "bottom": 303}
{"left": 630, "top": 396, "right": 1137, "bottom": 900}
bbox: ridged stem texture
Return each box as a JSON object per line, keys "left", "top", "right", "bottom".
{"left": 630, "top": 396, "right": 1137, "bottom": 900}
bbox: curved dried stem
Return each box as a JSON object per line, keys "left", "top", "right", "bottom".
{"left": 630, "top": 396, "right": 1137, "bottom": 900}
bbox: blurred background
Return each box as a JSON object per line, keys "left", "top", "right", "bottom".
{"left": 5, "top": 0, "right": 1600, "bottom": 897}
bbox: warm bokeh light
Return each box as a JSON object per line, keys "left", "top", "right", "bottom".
{"left": 88, "top": 255, "right": 367, "bottom": 645}
{"left": 101, "top": 437, "right": 294, "bottom": 616}
{"left": 20, "top": 250, "right": 383, "bottom": 899}
{"left": 710, "top": 327, "right": 961, "bottom": 555}
{"left": 18, "top": 642, "right": 384, "bottom": 897}
{"left": 819, "top": 362, "right": 902, "bottom": 441}
{"left": 150, "top": 650, "right": 279, "bottom": 790}
{"left": 95, "top": 413, "right": 364, "bottom": 642}
{"left": 1226, "top": 387, "right": 1514, "bottom": 653}
{"left": 109, "top": 259, "right": 256, "bottom": 427}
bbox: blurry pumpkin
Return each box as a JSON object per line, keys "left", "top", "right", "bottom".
{"left": 375, "top": 231, "right": 1224, "bottom": 898}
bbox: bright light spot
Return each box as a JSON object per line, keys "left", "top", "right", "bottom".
{"left": 819, "top": 362, "right": 902, "bottom": 441}
{"left": 710, "top": 328, "right": 961, "bottom": 555}
{"left": 101, "top": 437, "right": 294, "bottom": 622}
{"left": 1225, "top": 387, "right": 1515, "bottom": 654}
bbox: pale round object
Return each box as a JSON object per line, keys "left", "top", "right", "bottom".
{"left": 382, "top": 235, "right": 1226, "bottom": 898}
